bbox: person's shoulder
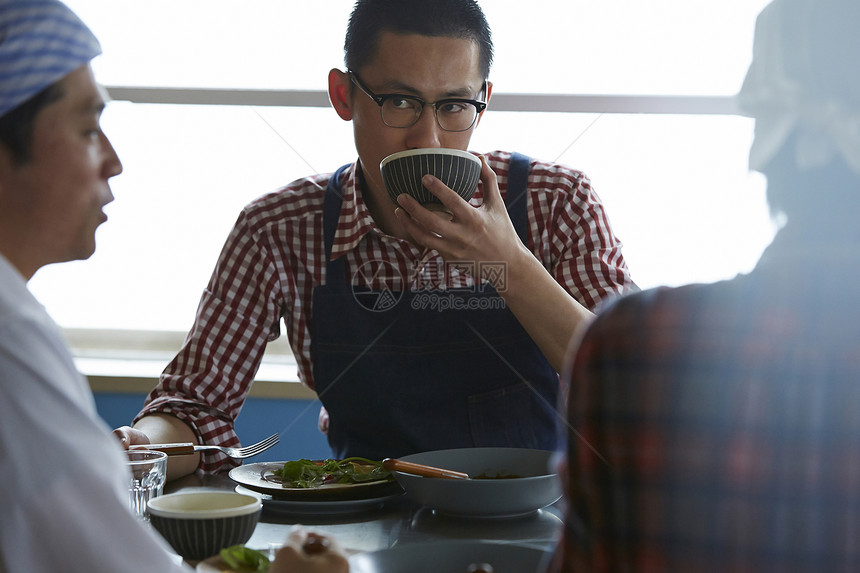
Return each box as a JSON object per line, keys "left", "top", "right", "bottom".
{"left": 603, "top": 281, "right": 732, "bottom": 310}
{"left": 591, "top": 280, "right": 738, "bottom": 332}
{"left": 483, "top": 150, "right": 591, "bottom": 195}
{"left": 241, "top": 172, "right": 334, "bottom": 224}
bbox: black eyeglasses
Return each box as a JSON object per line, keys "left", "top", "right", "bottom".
{"left": 348, "top": 70, "right": 487, "bottom": 132}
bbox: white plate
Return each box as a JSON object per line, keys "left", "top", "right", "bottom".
{"left": 234, "top": 484, "right": 404, "bottom": 517}
{"left": 229, "top": 462, "right": 401, "bottom": 501}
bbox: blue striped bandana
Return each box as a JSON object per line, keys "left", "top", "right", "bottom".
{"left": 0, "top": 0, "right": 101, "bottom": 118}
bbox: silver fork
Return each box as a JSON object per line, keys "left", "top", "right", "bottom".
{"left": 131, "top": 433, "right": 280, "bottom": 459}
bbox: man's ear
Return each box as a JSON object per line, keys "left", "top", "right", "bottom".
{"left": 475, "top": 81, "right": 492, "bottom": 128}
{"left": 328, "top": 68, "right": 354, "bottom": 121}
{"left": 484, "top": 80, "right": 493, "bottom": 104}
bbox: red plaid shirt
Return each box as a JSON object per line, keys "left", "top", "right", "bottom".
{"left": 552, "top": 231, "right": 860, "bottom": 572}
{"left": 136, "top": 151, "right": 634, "bottom": 473}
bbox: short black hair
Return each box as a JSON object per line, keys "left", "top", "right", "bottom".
{"left": 0, "top": 82, "right": 64, "bottom": 165}
{"left": 344, "top": 0, "right": 493, "bottom": 80}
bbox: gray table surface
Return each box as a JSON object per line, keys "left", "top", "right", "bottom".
{"left": 165, "top": 471, "right": 564, "bottom": 558}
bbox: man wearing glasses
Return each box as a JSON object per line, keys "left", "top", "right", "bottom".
{"left": 118, "top": 0, "right": 636, "bottom": 477}
{"left": 347, "top": 70, "right": 488, "bottom": 134}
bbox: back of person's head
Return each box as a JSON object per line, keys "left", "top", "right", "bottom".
{"left": 0, "top": 0, "right": 100, "bottom": 164}
{"left": 343, "top": 0, "right": 493, "bottom": 80}
{"left": 738, "top": 0, "right": 860, "bottom": 222}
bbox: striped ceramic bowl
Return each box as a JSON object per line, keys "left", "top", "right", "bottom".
{"left": 147, "top": 491, "right": 261, "bottom": 561}
{"left": 380, "top": 148, "right": 482, "bottom": 207}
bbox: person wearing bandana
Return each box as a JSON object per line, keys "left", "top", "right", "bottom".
{"left": 0, "top": 2, "right": 347, "bottom": 571}
{"left": 552, "top": 0, "right": 860, "bottom": 570}
{"left": 117, "top": 0, "right": 636, "bottom": 478}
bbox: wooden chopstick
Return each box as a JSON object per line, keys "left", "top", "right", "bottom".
{"left": 382, "top": 458, "right": 470, "bottom": 480}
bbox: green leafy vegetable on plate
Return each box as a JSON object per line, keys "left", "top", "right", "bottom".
{"left": 220, "top": 544, "right": 269, "bottom": 572}
{"left": 272, "top": 457, "right": 391, "bottom": 488}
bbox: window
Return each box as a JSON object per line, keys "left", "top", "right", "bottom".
{"left": 32, "top": 1, "right": 776, "bottom": 368}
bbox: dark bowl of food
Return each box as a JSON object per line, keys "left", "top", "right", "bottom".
{"left": 390, "top": 447, "right": 561, "bottom": 518}
{"left": 380, "top": 147, "right": 482, "bottom": 210}
{"left": 147, "top": 491, "right": 262, "bottom": 561}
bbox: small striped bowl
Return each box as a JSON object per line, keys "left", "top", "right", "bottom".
{"left": 380, "top": 148, "right": 481, "bottom": 206}
{"left": 147, "top": 491, "right": 261, "bottom": 561}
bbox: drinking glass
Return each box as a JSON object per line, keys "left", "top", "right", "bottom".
{"left": 126, "top": 450, "right": 168, "bottom": 520}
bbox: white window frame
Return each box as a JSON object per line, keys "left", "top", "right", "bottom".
{"left": 69, "top": 87, "right": 748, "bottom": 387}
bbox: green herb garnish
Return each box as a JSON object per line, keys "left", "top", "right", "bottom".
{"left": 272, "top": 457, "right": 391, "bottom": 488}
{"left": 219, "top": 544, "right": 269, "bottom": 572}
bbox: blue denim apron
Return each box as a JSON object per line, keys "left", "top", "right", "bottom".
{"left": 311, "top": 153, "right": 559, "bottom": 459}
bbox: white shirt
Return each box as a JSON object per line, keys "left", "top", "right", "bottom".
{"left": 0, "top": 254, "right": 190, "bottom": 572}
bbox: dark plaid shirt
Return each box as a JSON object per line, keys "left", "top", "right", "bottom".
{"left": 552, "top": 230, "right": 860, "bottom": 572}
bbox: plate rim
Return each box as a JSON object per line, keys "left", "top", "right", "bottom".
{"left": 234, "top": 484, "right": 405, "bottom": 516}
{"left": 228, "top": 460, "right": 397, "bottom": 500}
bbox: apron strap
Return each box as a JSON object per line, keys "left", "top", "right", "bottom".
{"left": 507, "top": 152, "right": 532, "bottom": 246}
{"left": 323, "top": 163, "right": 352, "bottom": 286}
